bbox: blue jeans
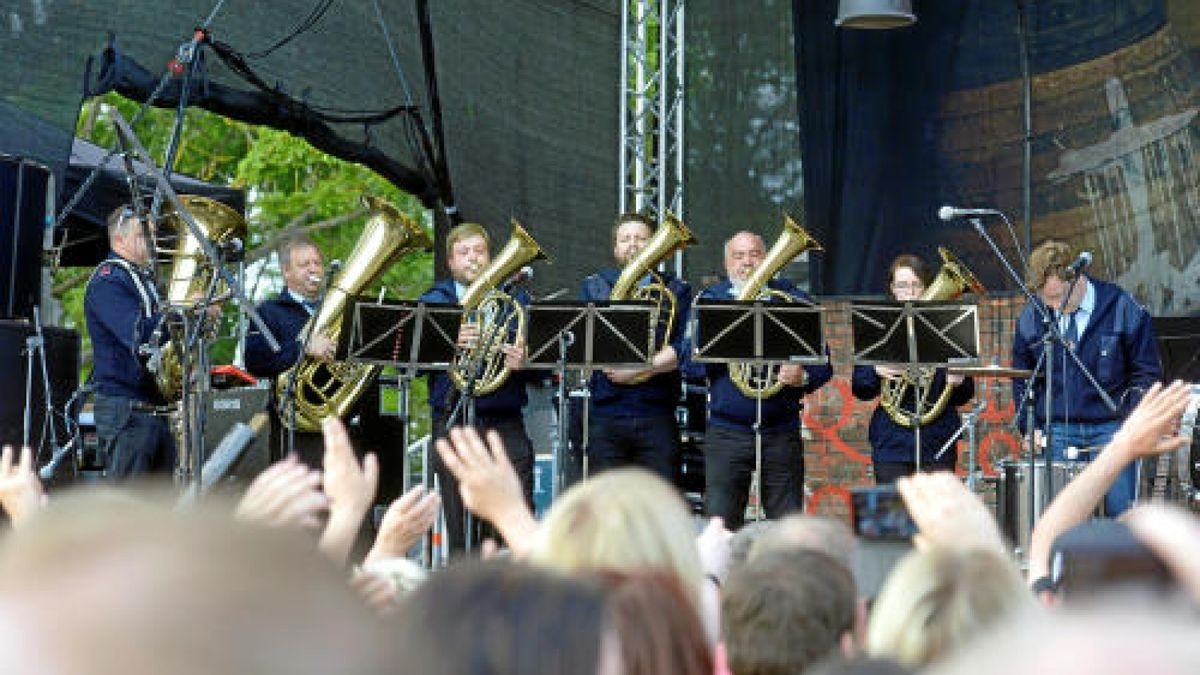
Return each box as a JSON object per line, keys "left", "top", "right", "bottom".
{"left": 94, "top": 394, "right": 176, "bottom": 480}
{"left": 1047, "top": 420, "right": 1133, "bottom": 516}
{"left": 587, "top": 413, "right": 681, "bottom": 483}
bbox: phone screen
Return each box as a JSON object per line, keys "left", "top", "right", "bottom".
{"left": 851, "top": 486, "right": 918, "bottom": 541}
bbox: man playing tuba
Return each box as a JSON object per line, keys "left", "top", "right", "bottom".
{"left": 579, "top": 213, "right": 695, "bottom": 482}
{"left": 421, "top": 222, "right": 539, "bottom": 554}
{"left": 688, "top": 229, "right": 832, "bottom": 530}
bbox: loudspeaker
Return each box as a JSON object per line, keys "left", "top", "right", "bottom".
{"left": 0, "top": 320, "right": 80, "bottom": 462}
{"left": 202, "top": 385, "right": 273, "bottom": 484}
{"left": 0, "top": 156, "right": 53, "bottom": 320}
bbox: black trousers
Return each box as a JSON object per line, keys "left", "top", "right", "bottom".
{"left": 703, "top": 425, "right": 804, "bottom": 531}
{"left": 586, "top": 412, "right": 680, "bottom": 484}
{"left": 872, "top": 458, "right": 957, "bottom": 485}
{"left": 433, "top": 415, "right": 534, "bottom": 554}
{"left": 94, "top": 394, "right": 176, "bottom": 480}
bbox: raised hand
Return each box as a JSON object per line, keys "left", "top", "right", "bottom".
{"left": 364, "top": 485, "right": 441, "bottom": 565}
{"left": 0, "top": 445, "right": 46, "bottom": 527}
{"left": 234, "top": 454, "right": 327, "bottom": 530}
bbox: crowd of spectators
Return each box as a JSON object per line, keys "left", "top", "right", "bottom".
{"left": 0, "top": 381, "right": 1196, "bottom": 673}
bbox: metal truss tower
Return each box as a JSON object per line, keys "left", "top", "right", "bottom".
{"left": 619, "top": 0, "right": 686, "bottom": 272}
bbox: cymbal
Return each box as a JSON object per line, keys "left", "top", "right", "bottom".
{"left": 948, "top": 365, "right": 1034, "bottom": 379}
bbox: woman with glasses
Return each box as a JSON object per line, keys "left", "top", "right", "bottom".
{"left": 851, "top": 254, "right": 975, "bottom": 484}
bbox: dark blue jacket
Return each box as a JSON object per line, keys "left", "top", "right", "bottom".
{"left": 1011, "top": 278, "right": 1161, "bottom": 431}
{"left": 851, "top": 365, "right": 975, "bottom": 464}
{"left": 85, "top": 252, "right": 166, "bottom": 403}
{"left": 579, "top": 268, "right": 693, "bottom": 418}
{"left": 244, "top": 292, "right": 309, "bottom": 379}
{"left": 687, "top": 278, "right": 833, "bottom": 433}
{"left": 420, "top": 278, "right": 535, "bottom": 420}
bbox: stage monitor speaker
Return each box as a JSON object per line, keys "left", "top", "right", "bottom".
{"left": 0, "top": 320, "right": 80, "bottom": 467}
{"left": 0, "top": 156, "right": 53, "bottom": 320}
{"left": 202, "top": 385, "right": 272, "bottom": 485}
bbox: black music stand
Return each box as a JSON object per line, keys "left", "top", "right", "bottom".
{"left": 525, "top": 301, "right": 656, "bottom": 495}
{"left": 691, "top": 300, "right": 826, "bottom": 521}
{"left": 850, "top": 300, "right": 980, "bottom": 472}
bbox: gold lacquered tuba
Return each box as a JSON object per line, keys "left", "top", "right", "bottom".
{"left": 448, "top": 221, "right": 549, "bottom": 396}
{"left": 728, "top": 214, "right": 824, "bottom": 399}
{"left": 879, "top": 246, "right": 985, "bottom": 427}
{"left": 609, "top": 211, "right": 698, "bottom": 356}
{"left": 276, "top": 196, "right": 432, "bottom": 431}
{"left": 154, "top": 195, "right": 248, "bottom": 401}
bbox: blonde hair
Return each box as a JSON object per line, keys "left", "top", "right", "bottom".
{"left": 1026, "top": 239, "right": 1074, "bottom": 289}
{"left": 529, "top": 468, "right": 703, "bottom": 591}
{"left": 867, "top": 547, "right": 1030, "bottom": 667}
{"left": 445, "top": 222, "right": 490, "bottom": 257}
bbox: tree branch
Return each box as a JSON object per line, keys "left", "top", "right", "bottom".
{"left": 247, "top": 206, "right": 367, "bottom": 263}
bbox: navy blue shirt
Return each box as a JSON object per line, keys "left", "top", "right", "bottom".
{"left": 851, "top": 365, "right": 975, "bottom": 464}
{"left": 420, "top": 278, "right": 535, "bottom": 420}
{"left": 579, "top": 268, "right": 693, "bottom": 418}
{"left": 85, "top": 252, "right": 165, "bottom": 403}
{"left": 1012, "top": 277, "right": 1161, "bottom": 430}
{"left": 687, "top": 278, "right": 833, "bottom": 433}
{"left": 244, "top": 291, "right": 309, "bottom": 379}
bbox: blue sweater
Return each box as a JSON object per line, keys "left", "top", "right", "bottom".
{"left": 687, "top": 278, "right": 833, "bottom": 434}
{"left": 1011, "top": 278, "right": 1161, "bottom": 431}
{"left": 84, "top": 253, "right": 166, "bottom": 402}
{"left": 579, "top": 268, "right": 693, "bottom": 418}
{"left": 851, "top": 365, "right": 975, "bottom": 463}
{"left": 420, "top": 278, "right": 535, "bottom": 420}
{"left": 244, "top": 292, "right": 308, "bottom": 379}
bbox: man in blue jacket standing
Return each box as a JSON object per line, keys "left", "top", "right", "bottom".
{"left": 1012, "top": 240, "right": 1162, "bottom": 516}
{"left": 244, "top": 235, "right": 338, "bottom": 468}
{"left": 85, "top": 206, "right": 175, "bottom": 479}
{"left": 691, "top": 231, "right": 833, "bottom": 529}
{"left": 579, "top": 213, "right": 693, "bottom": 482}
{"left": 421, "top": 222, "right": 536, "bottom": 553}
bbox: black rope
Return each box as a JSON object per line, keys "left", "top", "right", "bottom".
{"left": 245, "top": 0, "right": 338, "bottom": 59}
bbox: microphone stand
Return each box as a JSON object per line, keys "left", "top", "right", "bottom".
{"left": 23, "top": 307, "right": 63, "bottom": 471}
{"left": 967, "top": 217, "right": 1116, "bottom": 550}
{"left": 553, "top": 329, "right": 575, "bottom": 499}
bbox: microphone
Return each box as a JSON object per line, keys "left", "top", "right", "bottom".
{"left": 937, "top": 205, "right": 1002, "bottom": 221}
{"left": 218, "top": 237, "right": 244, "bottom": 262}
{"left": 1062, "top": 251, "right": 1093, "bottom": 279}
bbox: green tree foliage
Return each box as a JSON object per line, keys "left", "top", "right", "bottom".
{"left": 63, "top": 92, "right": 434, "bottom": 440}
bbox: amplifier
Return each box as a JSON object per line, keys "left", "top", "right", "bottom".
{"left": 202, "top": 385, "right": 272, "bottom": 484}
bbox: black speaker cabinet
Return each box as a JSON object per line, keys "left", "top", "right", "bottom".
{"left": 0, "top": 320, "right": 80, "bottom": 465}
{"left": 0, "top": 156, "right": 52, "bottom": 320}
{"left": 202, "top": 385, "right": 273, "bottom": 484}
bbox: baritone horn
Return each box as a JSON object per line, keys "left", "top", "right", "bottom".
{"left": 276, "top": 196, "right": 433, "bottom": 431}
{"left": 449, "top": 221, "right": 549, "bottom": 396}
{"left": 879, "top": 246, "right": 986, "bottom": 427}
{"left": 727, "top": 213, "right": 824, "bottom": 399}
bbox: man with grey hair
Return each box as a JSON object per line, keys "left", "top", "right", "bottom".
{"left": 245, "top": 235, "right": 339, "bottom": 468}
{"left": 84, "top": 205, "right": 175, "bottom": 479}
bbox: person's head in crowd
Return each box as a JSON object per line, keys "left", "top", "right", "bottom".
{"left": 925, "top": 602, "right": 1200, "bottom": 675}
{"left": 867, "top": 547, "right": 1031, "bottom": 668}
{"left": 599, "top": 569, "right": 712, "bottom": 675}
{"left": 531, "top": 468, "right": 704, "bottom": 594}
{"left": 806, "top": 656, "right": 915, "bottom": 675}
{"left": 726, "top": 519, "right": 773, "bottom": 575}
{"left": 0, "top": 494, "right": 389, "bottom": 675}
{"left": 748, "top": 514, "right": 859, "bottom": 578}
{"left": 278, "top": 235, "right": 325, "bottom": 301}
{"left": 106, "top": 205, "right": 156, "bottom": 266}
{"left": 391, "top": 560, "right": 619, "bottom": 675}
{"left": 722, "top": 548, "right": 859, "bottom": 675}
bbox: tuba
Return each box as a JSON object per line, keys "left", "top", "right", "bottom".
{"left": 276, "top": 196, "right": 432, "bottom": 431}
{"left": 153, "top": 195, "right": 248, "bottom": 401}
{"left": 609, "top": 211, "right": 698, "bottom": 355}
{"left": 728, "top": 214, "right": 824, "bottom": 399}
{"left": 448, "top": 221, "right": 549, "bottom": 396}
{"left": 879, "top": 246, "right": 986, "bottom": 427}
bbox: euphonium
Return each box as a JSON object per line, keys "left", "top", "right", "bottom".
{"left": 154, "top": 195, "right": 248, "bottom": 401}
{"left": 879, "top": 246, "right": 986, "bottom": 427}
{"left": 448, "top": 221, "right": 549, "bottom": 396}
{"left": 728, "top": 214, "right": 824, "bottom": 399}
{"left": 609, "top": 211, "right": 698, "bottom": 356}
{"left": 277, "top": 196, "right": 432, "bottom": 431}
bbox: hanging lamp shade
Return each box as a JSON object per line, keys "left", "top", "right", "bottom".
{"left": 835, "top": 0, "right": 916, "bottom": 29}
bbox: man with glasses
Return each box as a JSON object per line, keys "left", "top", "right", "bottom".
{"left": 851, "top": 253, "right": 975, "bottom": 484}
